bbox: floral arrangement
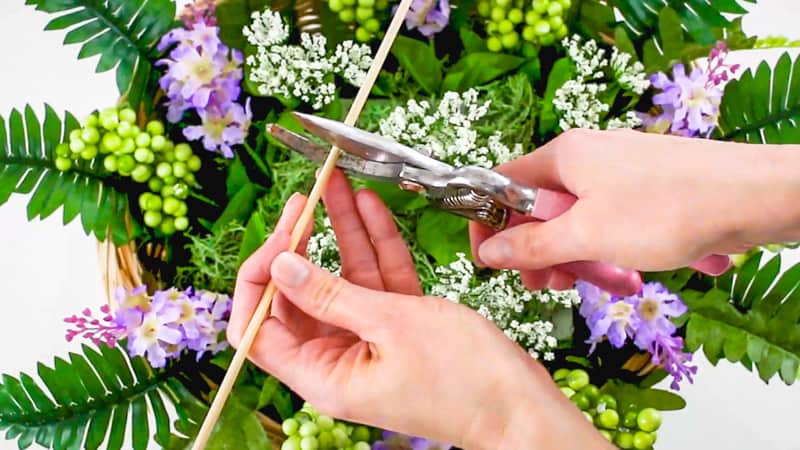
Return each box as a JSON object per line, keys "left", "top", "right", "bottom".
{"left": 1, "top": 0, "right": 800, "bottom": 449}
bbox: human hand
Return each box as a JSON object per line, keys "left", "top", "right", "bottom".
{"left": 228, "top": 170, "right": 611, "bottom": 449}
{"left": 471, "top": 129, "right": 800, "bottom": 288}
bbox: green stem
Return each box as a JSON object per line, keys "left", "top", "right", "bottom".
{"left": 720, "top": 106, "right": 800, "bottom": 141}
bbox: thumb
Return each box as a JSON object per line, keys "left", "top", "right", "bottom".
{"left": 477, "top": 211, "right": 591, "bottom": 270}
{"left": 270, "top": 252, "right": 400, "bottom": 338}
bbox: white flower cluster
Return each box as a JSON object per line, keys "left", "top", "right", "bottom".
{"left": 378, "top": 90, "right": 524, "bottom": 168}
{"left": 554, "top": 35, "right": 649, "bottom": 131}
{"left": 430, "top": 253, "right": 573, "bottom": 360}
{"left": 607, "top": 111, "right": 643, "bottom": 129}
{"left": 243, "top": 10, "right": 372, "bottom": 110}
{"left": 306, "top": 217, "right": 341, "bottom": 276}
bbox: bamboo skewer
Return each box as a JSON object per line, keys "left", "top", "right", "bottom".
{"left": 190, "top": 1, "right": 416, "bottom": 447}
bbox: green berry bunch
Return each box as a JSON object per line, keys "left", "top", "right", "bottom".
{"left": 326, "top": 0, "right": 389, "bottom": 42}
{"left": 553, "top": 369, "right": 663, "bottom": 449}
{"left": 280, "top": 403, "right": 373, "bottom": 450}
{"left": 54, "top": 106, "right": 202, "bottom": 235}
{"left": 477, "top": 0, "right": 570, "bottom": 52}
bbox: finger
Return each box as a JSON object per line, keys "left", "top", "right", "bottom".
{"left": 296, "top": 213, "right": 315, "bottom": 257}
{"left": 493, "top": 143, "right": 566, "bottom": 191}
{"left": 478, "top": 210, "right": 590, "bottom": 270}
{"left": 469, "top": 221, "right": 495, "bottom": 267}
{"left": 547, "top": 270, "right": 578, "bottom": 291}
{"left": 322, "top": 169, "right": 384, "bottom": 290}
{"left": 690, "top": 254, "right": 732, "bottom": 276}
{"left": 229, "top": 194, "right": 307, "bottom": 347}
{"left": 245, "top": 316, "right": 302, "bottom": 381}
{"left": 355, "top": 189, "right": 422, "bottom": 295}
{"left": 521, "top": 269, "right": 552, "bottom": 291}
{"left": 271, "top": 252, "right": 401, "bottom": 338}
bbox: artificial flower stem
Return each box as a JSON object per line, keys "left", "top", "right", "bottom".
{"left": 190, "top": 0, "right": 416, "bottom": 447}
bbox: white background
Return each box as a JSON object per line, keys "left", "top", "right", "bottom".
{"left": 1, "top": 1, "right": 800, "bottom": 449}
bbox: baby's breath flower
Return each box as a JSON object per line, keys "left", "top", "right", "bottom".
{"left": 307, "top": 218, "right": 342, "bottom": 276}
{"left": 377, "top": 90, "right": 522, "bottom": 168}
{"left": 610, "top": 48, "right": 649, "bottom": 95}
{"left": 607, "top": 111, "right": 643, "bottom": 129}
{"left": 243, "top": 10, "right": 373, "bottom": 110}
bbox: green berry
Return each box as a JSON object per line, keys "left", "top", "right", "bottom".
{"left": 55, "top": 143, "right": 70, "bottom": 158}
{"left": 547, "top": 2, "right": 563, "bottom": 16}
{"left": 580, "top": 385, "right": 600, "bottom": 404}
{"left": 282, "top": 418, "right": 300, "bottom": 436}
{"left": 328, "top": 0, "right": 344, "bottom": 11}
{"left": 163, "top": 175, "right": 178, "bottom": 186}
{"left": 486, "top": 22, "right": 498, "bottom": 33}
{"left": 135, "top": 133, "right": 151, "bottom": 148}
{"left": 549, "top": 15, "right": 564, "bottom": 29}
{"left": 623, "top": 411, "right": 638, "bottom": 428}
{"left": 81, "top": 127, "right": 100, "bottom": 144}
{"left": 100, "top": 114, "right": 119, "bottom": 130}
{"left": 353, "top": 443, "right": 370, "bottom": 450}
{"left": 487, "top": 36, "right": 503, "bottom": 52}
{"left": 144, "top": 210, "right": 162, "bottom": 228}
{"left": 559, "top": 0, "right": 571, "bottom": 8}
{"left": 540, "top": 33, "right": 556, "bottom": 46}
{"left": 156, "top": 162, "right": 172, "bottom": 179}
{"left": 570, "top": 392, "right": 590, "bottom": 410}
{"left": 282, "top": 436, "right": 302, "bottom": 450}
{"left": 138, "top": 193, "right": 152, "bottom": 211}
{"left": 553, "top": 368, "right": 570, "bottom": 381}
{"left": 69, "top": 129, "right": 82, "bottom": 142}
{"left": 490, "top": 6, "right": 505, "bottom": 22}
{"left": 477, "top": 1, "right": 491, "bottom": 16}
{"left": 174, "top": 200, "right": 188, "bottom": 217}
{"left": 183, "top": 172, "right": 197, "bottom": 186}
{"left": 146, "top": 120, "right": 164, "bottom": 136}
{"left": 534, "top": 19, "right": 551, "bottom": 35}
{"left": 146, "top": 195, "right": 162, "bottom": 212}
{"left": 161, "top": 185, "right": 174, "bottom": 198}
{"left": 356, "top": 7, "right": 373, "bottom": 21}
{"left": 356, "top": 26, "right": 371, "bottom": 42}
{"left": 532, "top": 0, "right": 549, "bottom": 13}
{"left": 299, "top": 422, "right": 319, "bottom": 438}
{"left": 615, "top": 432, "right": 634, "bottom": 449}
{"left": 637, "top": 408, "right": 661, "bottom": 432}
{"left": 597, "top": 394, "right": 617, "bottom": 410}
{"left": 508, "top": 8, "right": 523, "bottom": 23}
{"left": 151, "top": 135, "right": 168, "bottom": 152}
{"left": 582, "top": 411, "right": 593, "bottom": 422}
{"left": 118, "top": 155, "right": 136, "bottom": 175}
{"left": 119, "top": 108, "right": 137, "bottom": 124}
{"left": 352, "top": 426, "right": 370, "bottom": 442}
{"left": 342, "top": 0, "right": 356, "bottom": 6}
{"left": 131, "top": 164, "right": 152, "bottom": 183}
{"left": 100, "top": 133, "right": 122, "bottom": 153}
{"left": 103, "top": 155, "right": 119, "bottom": 172}
{"left": 596, "top": 409, "right": 619, "bottom": 430}
{"left": 599, "top": 430, "right": 614, "bottom": 442}
{"left": 160, "top": 217, "right": 176, "bottom": 235}
{"left": 148, "top": 177, "right": 164, "bottom": 192}
{"left": 559, "top": 386, "right": 575, "bottom": 398}
{"left": 300, "top": 436, "right": 318, "bottom": 450}
{"left": 163, "top": 197, "right": 180, "bottom": 215}
{"left": 317, "top": 416, "right": 334, "bottom": 431}
{"left": 80, "top": 145, "right": 98, "bottom": 160}
{"left": 318, "top": 431, "right": 333, "bottom": 448}
{"left": 134, "top": 148, "right": 154, "bottom": 163}
{"left": 357, "top": 0, "right": 375, "bottom": 6}
{"left": 69, "top": 139, "right": 86, "bottom": 153}
{"left": 117, "top": 121, "right": 134, "bottom": 138}
{"left": 55, "top": 156, "right": 73, "bottom": 171}
{"left": 566, "top": 370, "right": 589, "bottom": 391}
{"left": 84, "top": 114, "right": 98, "bottom": 127}
{"left": 632, "top": 431, "right": 653, "bottom": 449}
{"left": 339, "top": 8, "right": 355, "bottom": 22}
{"left": 525, "top": 10, "right": 540, "bottom": 25}
{"left": 120, "top": 138, "right": 136, "bottom": 154}
{"left": 498, "top": 19, "right": 514, "bottom": 34}
{"left": 522, "top": 26, "right": 536, "bottom": 41}
{"left": 501, "top": 31, "right": 519, "bottom": 48}
{"left": 174, "top": 143, "right": 192, "bottom": 161}
{"left": 365, "top": 18, "right": 381, "bottom": 32}
{"left": 174, "top": 216, "right": 189, "bottom": 231}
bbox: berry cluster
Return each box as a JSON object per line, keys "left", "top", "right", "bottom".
{"left": 478, "top": 0, "right": 570, "bottom": 52}
{"left": 281, "top": 403, "right": 373, "bottom": 450}
{"left": 54, "top": 107, "right": 202, "bottom": 235}
{"left": 326, "top": 0, "right": 389, "bottom": 42}
{"left": 554, "top": 369, "right": 663, "bottom": 449}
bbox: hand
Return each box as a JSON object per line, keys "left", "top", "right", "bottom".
{"left": 471, "top": 129, "right": 800, "bottom": 287}
{"left": 228, "top": 170, "right": 611, "bottom": 449}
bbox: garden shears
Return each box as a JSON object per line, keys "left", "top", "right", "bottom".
{"left": 268, "top": 112, "right": 730, "bottom": 295}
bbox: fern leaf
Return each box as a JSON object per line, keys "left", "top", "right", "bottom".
{"left": 25, "top": 0, "right": 177, "bottom": 111}
{"left": 716, "top": 52, "right": 800, "bottom": 144}
{"left": 0, "top": 105, "right": 136, "bottom": 245}
{"left": 681, "top": 252, "right": 800, "bottom": 384}
{"left": 0, "top": 344, "right": 199, "bottom": 450}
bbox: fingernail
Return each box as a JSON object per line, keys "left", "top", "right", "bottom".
{"left": 479, "top": 239, "right": 512, "bottom": 265}
{"left": 315, "top": 168, "right": 321, "bottom": 178}
{"left": 272, "top": 252, "right": 310, "bottom": 287}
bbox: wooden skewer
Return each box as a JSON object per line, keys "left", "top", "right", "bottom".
{"left": 190, "top": 1, "right": 416, "bottom": 447}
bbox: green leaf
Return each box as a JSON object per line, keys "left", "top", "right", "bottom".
{"left": 416, "top": 208, "right": 471, "bottom": 265}
{"left": 257, "top": 376, "right": 281, "bottom": 410}
{"left": 238, "top": 211, "right": 268, "bottom": 265}
{"left": 682, "top": 252, "right": 800, "bottom": 384}
{"left": 459, "top": 28, "right": 486, "bottom": 53}
{"left": 213, "top": 183, "right": 263, "bottom": 232}
{"left": 601, "top": 379, "right": 686, "bottom": 414}
{"left": 391, "top": 36, "right": 442, "bottom": 95}
{"left": 215, "top": 0, "right": 272, "bottom": 50}
{"left": 0, "top": 343, "right": 205, "bottom": 450}
{"left": 442, "top": 52, "right": 526, "bottom": 92}
{"left": 573, "top": 0, "right": 616, "bottom": 39}
{"left": 539, "top": 58, "right": 575, "bottom": 134}
{"left": 0, "top": 105, "right": 135, "bottom": 245}
{"left": 27, "top": 0, "right": 177, "bottom": 112}
{"left": 717, "top": 52, "right": 800, "bottom": 144}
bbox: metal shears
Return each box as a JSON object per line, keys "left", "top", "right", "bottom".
{"left": 268, "top": 112, "right": 645, "bottom": 294}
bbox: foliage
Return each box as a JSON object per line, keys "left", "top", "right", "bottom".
{"left": 175, "top": 220, "right": 246, "bottom": 293}
{"left": 679, "top": 252, "right": 800, "bottom": 384}
{"left": 0, "top": 343, "right": 192, "bottom": 450}
{"left": 476, "top": 73, "right": 539, "bottom": 151}
{"left": 0, "top": 105, "right": 136, "bottom": 244}
{"left": 716, "top": 52, "right": 800, "bottom": 144}
{"left": 25, "top": 0, "right": 177, "bottom": 112}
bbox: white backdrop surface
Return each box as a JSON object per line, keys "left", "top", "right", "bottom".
{"left": 1, "top": 1, "right": 800, "bottom": 449}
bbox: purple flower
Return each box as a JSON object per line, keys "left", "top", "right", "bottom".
{"left": 641, "top": 42, "right": 738, "bottom": 138}
{"left": 179, "top": 0, "right": 217, "bottom": 29}
{"left": 183, "top": 100, "right": 251, "bottom": 158}
{"left": 577, "top": 281, "right": 637, "bottom": 351}
{"left": 403, "top": 0, "right": 450, "bottom": 38}
{"left": 127, "top": 296, "right": 183, "bottom": 367}
{"left": 63, "top": 304, "right": 124, "bottom": 347}
{"left": 372, "top": 431, "right": 451, "bottom": 450}
{"left": 628, "top": 282, "right": 687, "bottom": 350}
{"left": 650, "top": 334, "right": 697, "bottom": 391}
